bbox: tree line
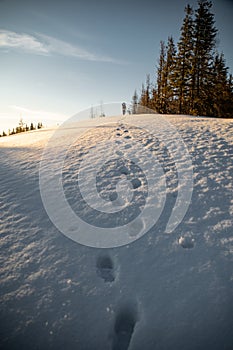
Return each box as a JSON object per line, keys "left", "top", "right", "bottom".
{"left": 132, "top": 0, "right": 233, "bottom": 117}
{"left": 0, "top": 118, "right": 43, "bottom": 137}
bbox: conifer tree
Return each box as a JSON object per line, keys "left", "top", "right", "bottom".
{"left": 139, "top": 75, "right": 151, "bottom": 108}
{"left": 212, "top": 53, "right": 233, "bottom": 117}
{"left": 226, "top": 74, "right": 233, "bottom": 117}
{"left": 131, "top": 90, "right": 138, "bottom": 114}
{"left": 164, "top": 36, "right": 177, "bottom": 113}
{"left": 145, "top": 74, "right": 151, "bottom": 108}
{"left": 156, "top": 41, "right": 166, "bottom": 113}
{"left": 150, "top": 87, "right": 158, "bottom": 111}
{"left": 191, "top": 0, "right": 217, "bottom": 115}
{"left": 19, "top": 117, "right": 24, "bottom": 132}
{"left": 133, "top": 0, "right": 232, "bottom": 118}
{"left": 176, "top": 4, "right": 194, "bottom": 114}
{"left": 156, "top": 38, "right": 176, "bottom": 113}
{"left": 139, "top": 83, "right": 146, "bottom": 107}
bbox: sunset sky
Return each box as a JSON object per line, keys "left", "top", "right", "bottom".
{"left": 0, "top": 0, "right": 232, "bottom": 132}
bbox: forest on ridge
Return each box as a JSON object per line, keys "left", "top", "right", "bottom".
{"left": 133, "top": 0, "right": 233, "bottom": 118}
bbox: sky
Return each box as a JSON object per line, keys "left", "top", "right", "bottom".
{"left": 0, "top": 0, "right": 233, "bottom": 133}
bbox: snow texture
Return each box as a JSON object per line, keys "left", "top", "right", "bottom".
{"left": 0, "top": 114, "right": 232, "bottom": 350}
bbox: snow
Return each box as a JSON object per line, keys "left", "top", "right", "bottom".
{"left": 0, "top": 113, "right": 232, "bottom": 350}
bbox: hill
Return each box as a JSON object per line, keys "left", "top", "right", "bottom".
{"left": 0, "top": 113, "right": 232, "bottom": 350}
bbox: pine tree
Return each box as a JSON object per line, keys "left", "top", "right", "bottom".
{"left": 212, "top": 53, "right": 233, "bottom": 117}
{"left": 156, "top": 38, "right": 176, "bottom": 113}
{"left": 139, "top": 75, "right": 151, "bottom": 108}
{"left": 19, "top": 117, "right": 24, "bottom": 132}
{"left": 133, "top": 0, "right": 232, "bottom": 118}
{"left": 175, "top": 4, "right": 194, "bottom": 114}
{"left": 131, "top": 90, "right": 138, "bottom": 114}
{"left": 226, "top": 74, "right": 233, "bottom": 117}
{"left": 150, "top": 87, "right": 158, "bottom": 110}
{"left": 139, "top": 83, "right": 146, "bottom": 107}
{"left": 191, "top": 0, "right": 218, "bottom": 115}
{"left": 165, "top": 36, "right": 177, "bottom": 113}
{"left": 145, "top": 74, "right": 151, "bottom": 108}
{"left": 156, "top": 41, "right": 166, "bottom": 113}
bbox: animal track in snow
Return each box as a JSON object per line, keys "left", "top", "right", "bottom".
{"left": 115, "top": 150, "right": 124, "bottom": 157}
{"left": 178, "top": 234, "right": 195, "bottom": 249}
{"left": 112, "top": 304, "right": 138, "bottom": 350}
{"left": 119, "top": 166, "right": 129, "bottom": 175}
{"left": 131, "top": 178, "right": 141, "bottom": 189}
{"left": 109, "top": 192, "right": 118, "bottom": 202}
{"left": 96, "top": 255, "right": 115, "bottom": 282}
{"left": 124, "top": 144, "right": 131, "bottom": 149}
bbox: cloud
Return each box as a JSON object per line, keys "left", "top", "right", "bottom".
{"left": 0, "top": 29, "right": 124, "bottom": 63}
{"left": 0, "top": 30, "right": 49, "bottom": 54}
{"left": 37, "top": 33, "right": 121, "bottom": 63}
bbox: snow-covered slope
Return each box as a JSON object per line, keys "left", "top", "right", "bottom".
{"left": 0, "top": 114, "right": 232, "bottom": 350}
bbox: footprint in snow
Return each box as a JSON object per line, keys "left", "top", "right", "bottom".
{"left": 178, "top": 234, "right": 195, "bottom": 249}
{"left": 116, "top": 150, "right": 124, "bottom": 157}
{"left": 112, "top": 304, "right": 138, "bottom": 350}
{"left": 96, "top": 255, "right": 115, "bottom": 283}
{"left": 109, "top": 192, "right": 118, "bottom": 202}
{"left": 124, "top": 144, "right": 131, "bottom": 149}
{"left": 131, "top": 178, "right": 141, "bottom": 189}
{"left": 120, "top": 166, "right": 129, "bottom": 175}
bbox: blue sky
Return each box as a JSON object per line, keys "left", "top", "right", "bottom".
{"left": 0, "top": 0, "right": 232, "bottom": 132}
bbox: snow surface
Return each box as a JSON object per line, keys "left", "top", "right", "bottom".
{"left": 0, "top": 114, "right": 232, "bottom": 350}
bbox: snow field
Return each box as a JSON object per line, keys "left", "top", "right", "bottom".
{"left": 0, "top": 114, "right": 232, "bottom": 349}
